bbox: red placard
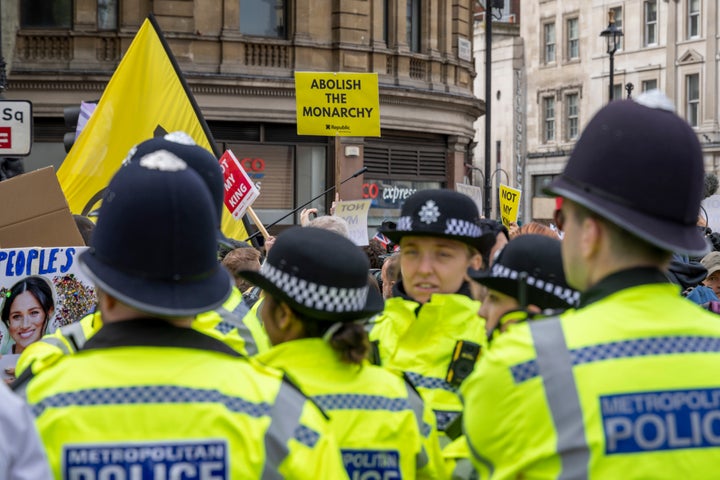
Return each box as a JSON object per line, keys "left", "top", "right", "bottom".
{"left": 219, "top": 150, "right": 260, "bottom": 219}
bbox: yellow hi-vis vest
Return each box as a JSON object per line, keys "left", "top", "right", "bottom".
{"left": 22, "top": 319, "right": 347, "bottom": 479}
{"left": 15, "top": 286, "right": 269, "bottom": 376}
{"left": 462, "top": 275, "right": 720, "bottom": 479}
{"left": 257, "top": 338, "right": 447, "bottom": 479}
{"left": 369, "top": 293, "right": 486, "bottom": 433}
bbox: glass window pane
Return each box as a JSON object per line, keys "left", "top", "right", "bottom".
{"left": 21, "top": 0, "right": 72, "bottom": 28}
{"left": 98, "top": 0, "right": 118, "bottom": 30}
{"left": 240, "top": 0, "right": 286, "bottom": 38}
{"left": 641, "top": 79, "right": 658, "bottom": 92}
{"left": 406, "top": 0, "right": 421, "bottom": 52}
{"left": 611, "top": 7, "right": 623, "bottom": 50}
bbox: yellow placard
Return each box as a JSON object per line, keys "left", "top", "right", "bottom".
{"left": 57, "top": 17, "right": 248, "bottom": 241}
{"left": 499, "top": 184, "right": 522, "bottom": 228}
{"left": 295, "top": 72, "right": 380, "bottom": 137}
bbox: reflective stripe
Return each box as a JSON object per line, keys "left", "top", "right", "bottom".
{"left": 313, "top": 393, "right": 412, "bottom": 413}
{"left": 451, "top": 457, "right": 478, "bottom": 480}
{"left": 511, "top": 335, "right": 720, "bottom": 383}
{"left": 530, "top": 318, "right": 589, "bottom": 480}
{"left": 39, "top": 336, "right": 71, "bottom": 355}
{"left": 404, "top": 382, "right": 430, "bottom": 469}
{"left": 434, "top": 410, "right": 460, "bottom": 433}
{"left": 405, "top": 371, "right": 458, "bottom": 393}
{"left": 214, "top": 303, "right": 257, "bottom": 356}
{"left": 61, "top": 321, "right": 88, "bottom": 351}
{"left": 263, "top": 380, "right": 316, "bottom": 479}
{"left": 30, "top": 385, "right": 271, "bottom": 418}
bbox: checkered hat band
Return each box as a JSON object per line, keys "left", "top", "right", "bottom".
{"left": 490, "top": 264, "right": 580, "bottom": 306}
{"left": 261, "top": 262, "right": 369, "bottom": 313}
{"left": 396, "top": 216, "right": 483, "bottom": 238}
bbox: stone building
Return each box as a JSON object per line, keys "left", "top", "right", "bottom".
{"left": 475, "top": 0, "right": 720, "bottom": 222}
{"left": 2, "top": 0, "right": 482, "bottom": 233}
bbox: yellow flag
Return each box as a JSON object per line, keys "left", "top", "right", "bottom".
{"left": 57, "top": 16, "right": 249, "bottom": 241}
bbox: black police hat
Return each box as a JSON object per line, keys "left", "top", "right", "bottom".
{"left": 546, "top": 92, "right": 709, "bottom": 256}
{"left": 80, "top": 149, "right": 233, "bottom": 317}
{"left": 126, "top": 132, "right": 235, "bottom": 248}
{"left": 468, "top": 234, "right": 579, "bottom": 309}
{"left": 379, "top": 189, "right": 496, "bottom": 252}
{"left": 238, "top": 227, "right": 384, "bottom": 322}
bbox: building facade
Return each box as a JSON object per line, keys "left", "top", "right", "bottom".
{"left": 475, "top": 0, "right": 720, "bottom": 222}
{"left": 3, "top": 0, "right": 482, "bottom": 234}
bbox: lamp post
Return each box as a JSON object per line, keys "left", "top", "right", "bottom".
{"left": 600, "top": 9, "right": 623, "bottom": 102}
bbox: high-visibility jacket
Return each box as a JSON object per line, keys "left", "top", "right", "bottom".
{"left": 20, "top": 319, "right": 347, "bottom": 479}
{"left": 15, "top": 286, "right": 269, "bottom": 376}
{"left": 256, "top": 338, "right": 446, "bottom": 479}
{"left": 368, "top": 288, "right": 486, "bottom": 433}
{"left": 462, "top": 268, "right": 720, "bottom": 479}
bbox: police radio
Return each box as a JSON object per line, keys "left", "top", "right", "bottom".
{"left": 446, "top": 340, "right": 481, "bottom": 387}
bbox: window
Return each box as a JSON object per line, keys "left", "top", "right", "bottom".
{"left": 566, "top": 93, "right": 579, "bottom": 140}
{"left": 543, "top": 97, "right": 555, "bottom": 142}
{"left": 21, "top": 0, "right": 72, "bottom": 28}
{"left": 407, "top": 0, "right": 422, "bottom": 53}
{"left": 686, "top": 73, "right": 700, "bottom": 127}
{"left": 610, "top": 7, "right": 624, "bottom": 50}
{"left": 240, "top": 0, "right": 287, "bottom": 38}
{"left": 644, "top": 1, "right": 657, "bottom": 46}
{"left": 533, "top": 175, "right": 559, "bottom": 198}
{"left": 383, "top": 0, "right": 390, "bottom": 45}
{"left": 98, "top": 0, "right": 118, "bottom": 30}
{"left": 567, "top": 18, "right": 579, "bottom": 60}
{"left": 544, "top": 23, "right": 556, "bottom": 64}
{"left": 641, "top": 79, "right": 658, "bottom": 92}
{"left": 613, "top": 84, "right": 624, "bottom": 101}
{"left": 688, "top": 0, "right": 700, "bottom": 38}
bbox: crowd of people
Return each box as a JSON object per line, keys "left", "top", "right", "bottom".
{"left": 2, "top": 90, "right": 720, "bottom": 479}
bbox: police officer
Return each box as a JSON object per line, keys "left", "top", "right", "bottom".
{"left": 368, "top": 189, "right": 495, "bottom": 438}
{"left": 462, "top": 92, "right": 720, "bottom": 478}
{"left": 239, "top": 226, "right": 445, "bottom": 479}
{"left": 14, "top": 133, "right": 269, "bottom": 378}
{"left": 16, "top": 147, "right": 346, "bottom": 478}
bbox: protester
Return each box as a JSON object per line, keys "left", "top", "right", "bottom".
{"left": 380, "top": 252, "right": 400, "bottom": 299}
{"left": 700, "top": 251, "right": 720, "bottom": 297}
{"left": 368, "top": 189, "right": 495, "bottom": 437}
{"left": 14, "top": 133, "right": 271, "bottom": 376}
{"left": 241, "top": 226, "right": 444, "bottom": 479}
{"left": 508, "top": 221, "right": 560, "bottom": 240}
{"left": 222, "top": 246, "right": 262, "bottom": 293}
{"left": 72, "top": 214, "right": 95, "bottom": 246}
{"left": 14, "top": 147, "right": 346, "bottom": 478}
{"left": 462, "top": 92, "right": 720, "bottom": 478}
{"left": 478, "top": 219, "right": 509, "bottom": 270}
{"left": 0, "top": 383, "right": 51, "bottom": 478}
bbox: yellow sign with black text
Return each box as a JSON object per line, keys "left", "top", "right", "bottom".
{"left": 295, "top": 72, "right": 380, "bottom": 137}
{"left": 499, "top": 184, "right": 522, "bottom": 228}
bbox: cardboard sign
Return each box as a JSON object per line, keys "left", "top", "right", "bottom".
{"left": 499, "top": 184, "right": 522, "bottom": 228}
{"left": 219, "top": 150, "right": 260, "bottom": 220}
{"left": 0, "top": 167, "right": 84, "bottom": 248}
{"left": 334, "top": 199, "right": 372, "bottom": 246}
{"left": 456, "top": 183, "right": 483, "bottom": 216}
{"left": 295, "top": 72, "right": 380, "bottom": 137}
{"left": 0, "top": 247, "right": 96, "bottom": 358}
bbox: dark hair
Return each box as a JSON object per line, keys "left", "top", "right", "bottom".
{"left": 267, "top": 293, "right": 369, "bottom": 364}
{"left": 217, "top": 238, "right": 252, "bottom": 261}
{"left": 362, "top": 239, "right": 387, "bottom": 269}
{"left": 1, "top": 276, "right": 55, "bottom": 326}
{"left": 73, "top": 215, "right": 96, "bottom": 246}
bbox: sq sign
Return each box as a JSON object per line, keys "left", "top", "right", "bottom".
{"left": 0, "top": 100, "right": 33, "bottom": 156}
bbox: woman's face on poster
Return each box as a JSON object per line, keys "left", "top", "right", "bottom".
{"left": 8, "top": 291, "right": 50, "bottom": 352}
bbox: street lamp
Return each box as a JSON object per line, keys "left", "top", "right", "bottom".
{"left": 600, "top": 9, "right": 623, "bottom": 102}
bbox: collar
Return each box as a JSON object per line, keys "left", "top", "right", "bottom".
{"left": 256, "top": 338, "right": 339, "bottom": 371}
{"left": 82, "top": 318, "right": 241, "bottom": 357}
{"left": 579, "top": 267, "right": 671, "bottom": 308}
{"left": 392, "top": 280, "right": 475, "bottom": 303}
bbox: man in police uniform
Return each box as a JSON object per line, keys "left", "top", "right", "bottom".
{"left": 15, "top": 146, "right": 346, "bottom": 478}
{"left": 462, "top": 92, "right": 720, "bottom": 478}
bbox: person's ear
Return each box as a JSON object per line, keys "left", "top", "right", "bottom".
{"left": 469, "top": 252, "right": 483, "bottom": 270}
{"left": 580, "top": 216, "right": 602, "bottom": 260}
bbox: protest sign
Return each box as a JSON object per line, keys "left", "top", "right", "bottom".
{"left": 456, "top": 183, "right": 483, "bottom": 216}
{"left": 295, "top": 72, "right": 380, "bottom": 136}
{"left": 499, "top": 184, "right": 522, "bottom": 228}
{"left": 220, "top": 150, "right": 260, "bottom": 220}
{"left": 0, "top": 247, "right": 96, "bottom": 358}
{"left": 334, "top": 199, "right": 372, "bottom": 246}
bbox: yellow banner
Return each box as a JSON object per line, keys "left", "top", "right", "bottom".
{"left": 499, "top": 184, "right": 522, "bottom": 228}
{"left": 295, "top": 72, "right": 380, "bottom": 136}
{"left": 57, "top": 17, "right": 248, "bottom": 241}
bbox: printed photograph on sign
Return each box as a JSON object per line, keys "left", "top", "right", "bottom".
{"left": 0, "top": 247, "right": 96, "bottom": 359}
